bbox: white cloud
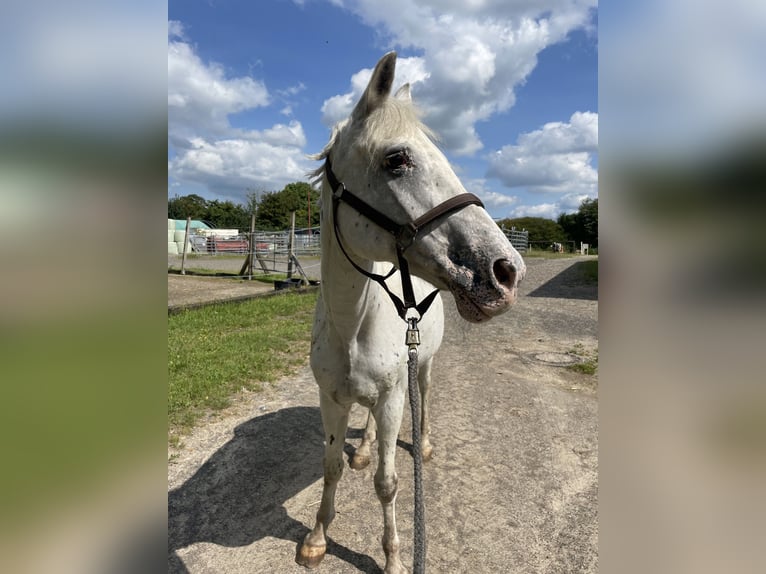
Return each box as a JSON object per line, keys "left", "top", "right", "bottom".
{"left": 278, "top": 82, "right": 307, "bottom": 97}
{"left": 320, "top": 92, "right": 356, "bottom": 128}
{"left": 507, "top": 192, "right": 591, "bottom": 219}
{"left": 487, "top": 111, "right": 598, "bottom": 195}
{"left": 168, "top": 30, "right": 312, "bottom": 197}
{"left": 462, "top": 177, "right": 519, "bottom": 210}
{"left": 322, "top": 0, "right": 596, "bottom": 155}
{"left": 169, "top": 134, "right": 309, "bottom": 197}
{"left": 256, "top": 120, "right": 307, "bottom": 148}
{"left": 516, "top": 111, "right": 598, "bottom": 154}
{"left": 168, "top": 40, "right": 270, "bottom": 140}
{"left": 321, "top": 56, "right": 430, "bottom": 127}
{"left": 168, "top": 20, "right": 186, "bottom": 40}
{"left": 489, "top": 151, "right": 596, "bottom": 190}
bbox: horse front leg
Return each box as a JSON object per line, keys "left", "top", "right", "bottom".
{"left": 296, "top": 392, "right": 350, "bottom": 569}
{"left": 350, "top": 409, "right": 376, "bottom": 470}
{"left": 418, "top": 358, "right": 434, "bottom": 462}
{"left": 373, "top": 388, "right": 408, "bottom": 574}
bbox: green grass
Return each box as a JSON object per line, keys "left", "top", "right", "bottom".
{"left": 579, "top": 259, "right": 599, "bottom": 284}
{"left": 169, "top": 268, "right": 291, "bottom": 285}
{"left": 178, "top": 253, "right": 246, "bottom": 260}
{"left": 568, "top": 358, "right": 598, "bottom": 376}
{"left": 524, "top": 249, "right": 598, "bottom": 259}
{"left": 567, "top": 343, "right": 599, "bottom": 375}
{"left": 523, "top": 250, "right": 579, "bottom": 259}
{"left": 168, "top": 290, "right": 318, "bottom": 438}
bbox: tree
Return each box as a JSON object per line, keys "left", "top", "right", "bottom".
{"left": 204, "top": 199, "right": 250, "bottom": 229}
{"left": 495, "top": 216, "right": 567, "bottom": 244}
{"left": 557, "top": 198, "right": 598, "bottom": 247}
{"left": 167, "top": 183, "right": 320, "bottom": 231}
{"left": 168, "top": 194, "right": 249, "bottom": 229}
{"left": 579, "top": 197, "right": 598, "bottom": 245}
{"left": 168, "top": 194, "right": 208, "bottom": 221}
{"left": 244, "top": 189, "right": 266, "bottom": 216}
{"left": 255, "top": 182, "right": 319, "bottom": 230}
{"left": 255, "top": 190, "right": 286, "bottom": 230}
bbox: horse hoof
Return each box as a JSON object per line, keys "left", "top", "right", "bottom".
{"left": 350, "top": 453, "right": 370, "bottom": 470}
{"left": 296, "top": 543, "right": 326, "bottom": 569}
{"left": 422, "top": 445, "right": 433, "bottom": 463}
{"left": 383, "top": 561, "right": 408, "bottom": 574}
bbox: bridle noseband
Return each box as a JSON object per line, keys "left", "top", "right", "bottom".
{"left": 324, "top": 156, "right": 485, "bottom": 322}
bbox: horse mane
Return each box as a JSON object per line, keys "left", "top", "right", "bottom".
{"left": 309, "top": 95, "right": 437, "bottom": 187}
{"left": 308, "top": 121, "right": 344, "bottom": 186}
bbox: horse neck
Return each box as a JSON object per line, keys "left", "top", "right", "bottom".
{"left": 319, "top": 184, "right": 392, "bottom": 334}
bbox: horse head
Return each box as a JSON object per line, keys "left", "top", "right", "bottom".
{"left": 316, "top": 51, "right": 525, "bottom": 323}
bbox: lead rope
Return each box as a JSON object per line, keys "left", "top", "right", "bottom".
{"left": 406, "top": 318, "right": 426, "bottom": 574}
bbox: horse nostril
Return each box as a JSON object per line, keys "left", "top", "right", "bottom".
{"left": 493, "top": 259, "right": 517, "bottom": 290}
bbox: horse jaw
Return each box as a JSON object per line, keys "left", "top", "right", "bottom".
{"left": 450, "top": 279, "right": 519, "bottom": 323}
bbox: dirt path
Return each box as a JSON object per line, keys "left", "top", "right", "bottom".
{"left": 167, "top": 254, "right": 322, "bottom": 312}
{"left": 168, "top": 256, "right": 598, "bottom": 574}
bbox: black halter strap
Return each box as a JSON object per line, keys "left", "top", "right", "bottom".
{"left": 325, "top": 156, "right": 484, "bottom": 321}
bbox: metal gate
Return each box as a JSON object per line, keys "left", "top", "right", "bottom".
{"left": 501, "top": 227, "right": 529, "bottom": 253}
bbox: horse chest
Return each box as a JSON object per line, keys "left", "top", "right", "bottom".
{"left": 311, "top": 320, "right": 409, "bottom": 407}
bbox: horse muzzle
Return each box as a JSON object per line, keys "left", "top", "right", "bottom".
{"left": 448, "top": 255, "right": 525, "bottom": 323}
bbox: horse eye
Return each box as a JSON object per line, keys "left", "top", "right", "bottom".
{"left": 383, "top": 150, "right": 412, "bottom": 172}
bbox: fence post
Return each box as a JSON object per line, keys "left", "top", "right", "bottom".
{"left": 180, "top": 216, "right": 191, "bottom": 275}
{"left": 248, "top": 213, "right": 256, "bottom": 280}
{"left": 287, "top": 211, "right": 296, "bottom": 279}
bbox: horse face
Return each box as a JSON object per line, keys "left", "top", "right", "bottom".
{"left": 330, "top": 52, "right": 525, "bottom": 322}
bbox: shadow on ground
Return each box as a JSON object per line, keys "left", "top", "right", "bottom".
{"left": 527, "top": 261, "right": 598, "bottom": 300}
{"left": 168, "top": 406, "right": 382, "bottom": 573}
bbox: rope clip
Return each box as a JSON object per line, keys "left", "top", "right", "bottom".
{"left": 405, "top": 317, "right": 421, "bottom": 351}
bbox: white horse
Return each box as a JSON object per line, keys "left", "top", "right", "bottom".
{"left": 296, "top": 52, "right": 526, "bottom": 574}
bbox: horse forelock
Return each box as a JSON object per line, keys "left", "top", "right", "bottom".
{"left": 361, "top": 97, "right": 437, "bottom": 161}
{"left": 309, "top": 96, "right": 437, "bottom": 186}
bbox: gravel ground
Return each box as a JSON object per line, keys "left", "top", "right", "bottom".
{"left": 168, "top": 255, "right": 598, "bottom": 574}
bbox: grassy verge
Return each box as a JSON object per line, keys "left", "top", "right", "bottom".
{"left": 567, "top": 343, "right": 599, "bottom": 375}
{"left": 523, "top": 251, "right": 579, "bottom": 259}
{"left": 168, "top": 290, "right": 318, "bottom": 443}
{"left": 168, "top": 268, "right": 290, "bottom": 284}
{"left": 578, "top": 259, "right": 599, "bottom": 284}
{"left": 176, "top": 253, "right": 248, "bottom": 260}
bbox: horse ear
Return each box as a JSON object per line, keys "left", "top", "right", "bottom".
{"left": 394, "top": 83, "right": 411, "bottom": 102}
{"left": 352, "top": 51, "right": 397, "bottom": 122}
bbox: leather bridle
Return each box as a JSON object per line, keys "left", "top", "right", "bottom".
{"left": 324, "top": 156, "right": 485, "bottom": 322}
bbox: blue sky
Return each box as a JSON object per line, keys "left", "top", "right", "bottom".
{"left": 168, "top": 0, "right": 598, "bottom": 220}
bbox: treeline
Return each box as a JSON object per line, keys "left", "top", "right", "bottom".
{"left": 169, "top": 185, "right": 598, "bottom": 247}
{"left": 497, "top": 197, "right": 598, "bottom": 247}
{"left": 168, "top": 182, "right": 319, "bottom": 231}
